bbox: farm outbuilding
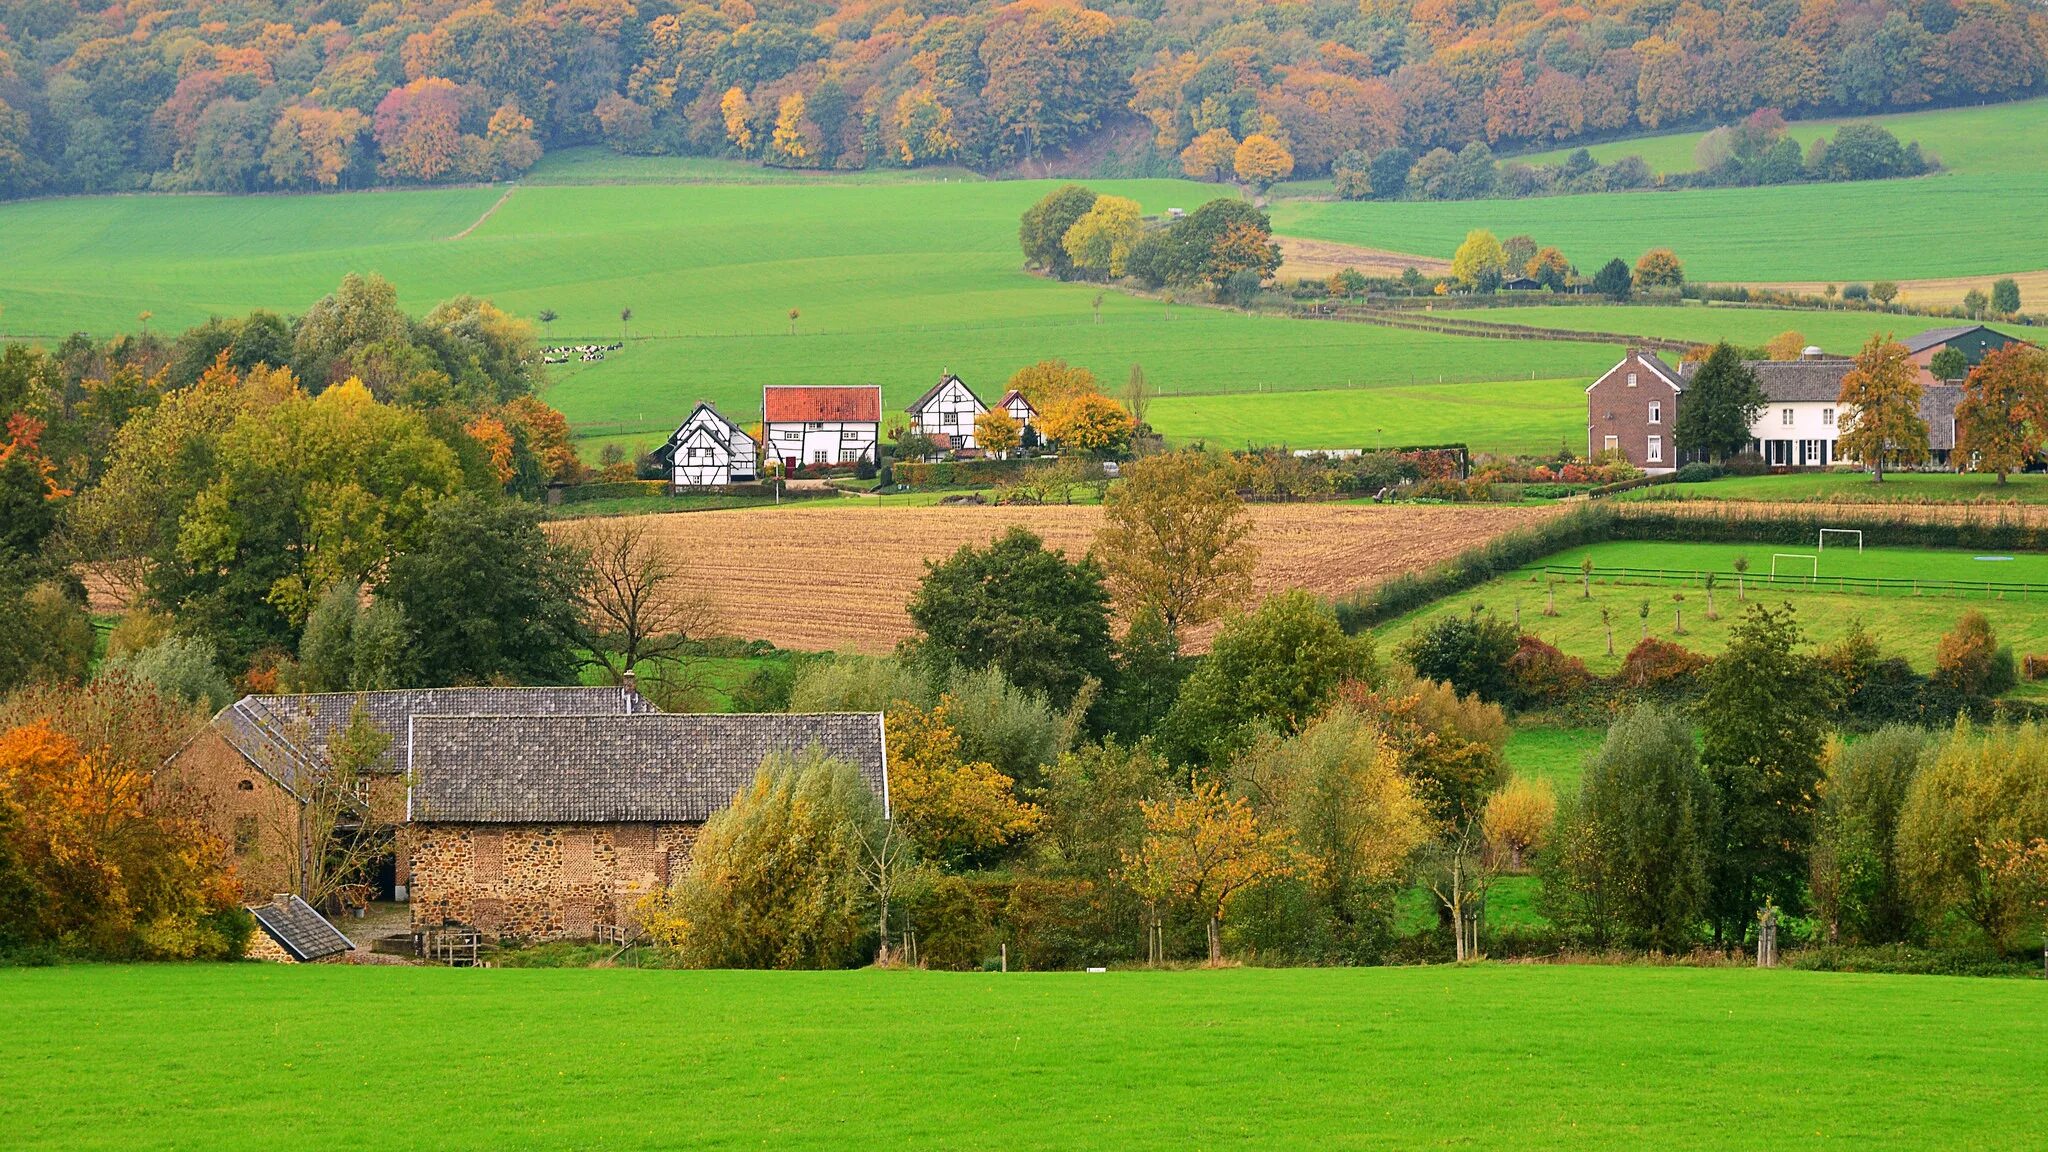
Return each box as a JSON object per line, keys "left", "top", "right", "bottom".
{"left": 406, "top": 712, "right": 889, "bottom": 942}
{"left": 246, "top": 894, "right": 354, "bottom": 963}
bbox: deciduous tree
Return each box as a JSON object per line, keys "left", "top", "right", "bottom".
{"left": 1675, "top": 343, "right": 1767, "bottom": 463}
{"left": 1955, "top": 344, "right": 2048, "bottom": 483}
{"left": 1836, "top": 334, "right": 1929, "bottom": 481}
{"left": 1094, "top": 451, "right": 1256, "bottom": 640}
{"left": 905, "top": 526, "right": 1113, "bottom": 710}
{"left": 1060, "top": 194, "right": 1142, "bottom": 277}
{"left": 885, "top": 702, "right": 1041, "bottom": 869}
{"left": 1125, "top": 778, "right": 1301, "bottom": 963}
{"left": 1232, "top": 133, "right": 1293, "bottom": 189}
{"left": 1449, "top": 229, "right": 1507, "bottom": 290}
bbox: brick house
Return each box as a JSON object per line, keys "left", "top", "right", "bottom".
{"left": 1585, "top": 349, "right": 1684, "bottom": 472}
{"left": 406, "top": 712, "right": 888, "bottom": 942}
{"left": 167, "top": 686, "right": 654, "bottom": 903}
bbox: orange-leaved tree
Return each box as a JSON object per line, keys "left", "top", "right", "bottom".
{"left": 885, "top": 702, "right": 1041, "bottom": 869}
{"left": 1956, "top": 344, "right": 2048, "bottom": 484}
{"left": 1124, "top": 778, "right": 1300, "bottom": 963}
{"left": 974, "top": 407, "right": 1021, "bottom": 458}
{"left": 1835, "top": 333, "right": 1928, "bottom": 482}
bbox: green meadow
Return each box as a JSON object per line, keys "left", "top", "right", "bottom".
{"left": 1629, "top": 471, "right": 2048, "bottom": 505}
{"left": 1147, "top": 377, "right": 1586, "bottom": 454}
{"left": 1279, "top": 97, "right": 2048, "bottom": 283}
{"left": 1379, "top": 540, "right": 2048, "bottom": 688}
{"left": 2, "top": 963, "right": 2044, "bottom": 1150}
{"left": 1450, "top": 303, "right": 2025, "bottom": 352}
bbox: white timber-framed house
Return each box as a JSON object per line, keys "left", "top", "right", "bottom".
{"left": 998, "top": 389, "right": 1041, "bottom": 449}
{"left": 905, "top": 373, "right": 988, "bottom": 454}
{"left": 661, "top": 402, "right": 758, "bottom": 488}
{"left": 762, "top": 385, "right": 882, "bottom": 471}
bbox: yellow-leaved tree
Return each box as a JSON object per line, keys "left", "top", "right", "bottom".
{"left": 1094, "top": 449, "right": 1257, "bottom": 642}
{"left": 1449, "top": 229, "right": 1507, "bottom": 289}
{"left": 1038, "top": 391, "right": 1134, "bottom": 455}
{"left": 1836, "top": 333, "right": 1929, "bottom": 482}
{"left": 974, "top": 407, "right": 1021, "bottom": 458}
{"left": 885, "top": 702, "right": 1041, "bottom": 869}
{"left": 720, "top": 87, "right": 753, "bottom": 153}
{"left": 1124, "top": 778, "right": 1300, "bottom": 963}
{"left": 1060, "top": 194, "right": 1143, "bottom": 277}
{"left": 1764, "top": 330, "right": 1809, "bottom": 361}
{"left": 1232, "top": 133, "right": 1294, "bottom": 190}
{"left": 1179, "top": 127, "right": 1237, "bottom": 181}
{"left": 769, "top": 93, "right": 809, "bottom": 164}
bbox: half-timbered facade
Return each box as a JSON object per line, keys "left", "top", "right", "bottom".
{"left": 906, "top": 374, "right": 987, "bottom": 452}
{"left": 762, "top": 385, "right": 882, "bottom": 470}
{"left": 661, "top": 402, "right": 757, "bottom": 487}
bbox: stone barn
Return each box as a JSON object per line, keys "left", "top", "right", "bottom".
{"left": 405, "top": 712, "right": 888, "bottom": 942}
{"left": 167, "top": 686, "right": 655, "bottom": 902}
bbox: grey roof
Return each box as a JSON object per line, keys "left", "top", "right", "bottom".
{"left": 1678, "top": 358, "right": 1851, "bottom": 402}
{"left": 1901, "top": 326, "right": 1983, "bottom": 353}
{"left": 247, "top": 894, "right": 354, "bottom": 961}
{"left": 216, "top": 687, "right": 655, "bottom": 799}
{"left": 1923, "top": 384, "right": 1962, "bottom": 451}
{"left": 408, "top": 712, "right": 889, "bottom": 824}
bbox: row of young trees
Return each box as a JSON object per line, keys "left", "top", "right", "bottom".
{"left": 16, "top": 0, "right": 2029, "bottom": 196}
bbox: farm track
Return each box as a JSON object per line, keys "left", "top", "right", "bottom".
{"left": 570, "top": 502, "right": 1563, "bottom": 653}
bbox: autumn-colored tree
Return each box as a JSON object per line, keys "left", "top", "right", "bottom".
{"left": 1956, "top": 344, "right": 2048, "bottom": 483}
{"left": 265, "top": 106, "right": 367, "bottom": 188}
{"left": 484, "top": 102, "right": 542, "bottom": 176}
{"left": 886, "top": 702, "right": 1041, "bottom": 869}
{"left": 1094, "top": 450, "right": 1256, "bottom": 640}
{"left": 1526, "top": 246, "right": 1570, "bottom": 290}
{"left": 503, "top": 395, "right": 582, "bottom": 483}
{"left": 1125, "top": 778, "right": 1301, "bottom": 963}
{"left": 1060, "top": 194, "right": 1143, "bottom": 277}
{"left": 892, "top": 88, "right": 959, "bottom": 165}
{"left": 1481, "top": 775, "right": 1555, "bottom": 870}
{"left": 1836, "top": 333, "right": 1930, "bottom": 481}
{"left": 769, "top": 93, "right": 810, "bottom": 164}
{"left": 1037, "top": 391, "right": 1134, "bottom": 455}
{"left": 1007, "top": 359, "right": 1100, "bottom": 412}
{"left": 720, "top": 87, "right": 754, "bottom": 153}
{"left": 1763, "top": 330, "right": 1809, "bottom": 361}
{"left": 464, "top": 414, "right": 516, "bottom": 486}
{"left": 1179, "top": 128, "right": 1238, "bottom": 181}
{"left": 372, "top": 77, "right": 464, "bottom": 182}
{"left": 1233, "top": 133, "right": 1294, "bottom": 189}
{"left": 1633, "top": 247, "right": 1685, "bottom": 289}
{"left": 1208, "top": 220, "right": 1282, "bottom": 288}
{"left": 974, "top": 407, "right": 1021, "bottom": 457}
{"left": 1449, "top": 229, "right": 1508, "bottom": 289}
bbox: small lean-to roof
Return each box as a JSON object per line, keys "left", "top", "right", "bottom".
{"left": 247, "top": 895, "right": 354, "bottom": 961}
{"left": 763, "top": 385, "right": 882, "bottom": 423}
{"left": 408, "top": 712, "right": 889, "bottom": 824}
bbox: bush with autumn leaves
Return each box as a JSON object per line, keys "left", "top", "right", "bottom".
{"left": 0, "top": 677, "right": 249, "bottom": 960}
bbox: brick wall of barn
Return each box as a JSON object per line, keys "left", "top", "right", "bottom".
{"left": 166, "top": 728, "right": 301, "bottom": 901}
{"left": 408, "top": 823, "right": 701, "bottom": 941}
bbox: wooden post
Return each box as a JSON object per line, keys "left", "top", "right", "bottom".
{"left": 1000, "top": 943, "right": 1007, "bottom": 973}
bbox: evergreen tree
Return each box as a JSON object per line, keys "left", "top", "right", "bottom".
{"left": 1593, "top": 258, "right": 1633, "bottom": 300}
{"left": 1674, "top": 343, "right": 1766, "bottom": 463}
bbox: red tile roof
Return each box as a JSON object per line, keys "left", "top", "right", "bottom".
{"left": 764, "top": 386, "right": 882, "bottom": 423}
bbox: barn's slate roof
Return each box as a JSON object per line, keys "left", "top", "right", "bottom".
{"left": 763, "top": 385, "right": 882, "bottom": 423}
{"left": 247, "top": 894, "right": 354, "bottom": 961}
{"left": 215, "top": 687, "right": 654, "bottom": 799}
{"left": 1901, "top": 326, "right": 1984, "bottom": 354}
{"left": 408, "top": 712, "right": 889, "bottom": 824}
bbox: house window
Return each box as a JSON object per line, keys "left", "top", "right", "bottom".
{"left": 812, "top": 451, "right": 828, "bottom": 464}
{"left": 1647, "top": 435, "right": 1663, "bottom": 463}
{"left": 1626, "top": 372, "right": 1638, "bottom": 387}
{"left": 1822, "top": 408, "right": 1835, "bottom": 426}
{"left": 1781, "top": 408, "right": 1794, "bottom": 426}
{"left": 777, "top": 430, "right": 801, "bottom": 443}
{"left": 1648, "top": 401, "right": 1661, "bottom": 424}
{"left": 1603, "top": 435, "right": 1619, "bottom": 454}
{"left": 841, "top": 430, "right": 865, "bottom": 443}
{"left": 233, "top": 817, "right": 258, "bottom": 855}
{"left": 807, "top": 421, "right": 824, "bottom": 430}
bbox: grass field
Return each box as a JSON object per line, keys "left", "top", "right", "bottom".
{"left": 1442, "top": 303, "right": 2026, "bottom": 352}
{"left": 1147, "top": 377, "right": 1586, "bottom": 454}
{"left": 0, "top": 176, "right": 1619, "bottom": 447}
{"left": 1508, "top": 97, "right": 2048, "bottom": 177}
{"left": 1630, "top": 471, "right": 2048, "bottom": 505}
{"left": 1503, "top": 723, "right": 1605, "bottom": 791}
{"left": 1380, "top": 540, "right": 2048, "bottom": 687}
{"left": 4, "top": 964, "right": 2044, "bottom": 1150}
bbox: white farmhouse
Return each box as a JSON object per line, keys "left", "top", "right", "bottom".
{"left": 905, "top": 373, "right": 988, "bottom": 453}
{"left": 1678, "top": 349, "right": 1961, "bottom": 469}
{"left": 761, "top": 385, "right": 882, "bottom": 472}
{"left": 660, "top": 402, "right": 757, "bottom": 487}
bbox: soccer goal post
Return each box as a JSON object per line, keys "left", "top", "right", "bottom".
{"left": 1818, "top": 528, "right": 1864, "bottom": 553}
{"left": 1772, "top": 553, "right": 1819, "bottom": 581}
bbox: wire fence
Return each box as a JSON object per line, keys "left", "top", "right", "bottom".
{"left": 1524, "top": 564, "right": 2048, "bottom": 601}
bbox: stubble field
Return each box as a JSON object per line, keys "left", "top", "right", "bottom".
{"left": 583, "top": 501, "right": 1560, "bottom": 652}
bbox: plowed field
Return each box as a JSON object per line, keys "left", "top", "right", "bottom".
{"left": 572, "top": 502, "right": 1562, "bottom": 653}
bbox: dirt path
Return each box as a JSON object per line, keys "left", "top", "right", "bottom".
{"left": 448, "top": 184, "right": 517, "bottom": 241}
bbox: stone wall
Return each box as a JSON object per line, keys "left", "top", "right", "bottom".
{"left": 409, "top": 823, "right": 700, "bottom": 941}
{"left": 167, "top": 728, "right": 301, "bottom": 900}
{"left": 245, "top": 928, "right": 299, "bottom": 963}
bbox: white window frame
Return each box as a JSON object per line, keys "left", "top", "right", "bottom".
{"left": 1647, "top": 435, "right": 1663, "bottom": 463}
{"left": 1648, "top": 401, "right": 1661, "bottom": 424}
{"left": 1603, "top": 434, "right": 1619, "bottom": 454}
{"left": 1822, "top": 408, "right": 1835, "bottom": 426}
{"left": 1781, "top": 408, "right": 1795, "bottom": 426}
{"left": 1626, "top": 372, "right": 1638, "bottom": 387}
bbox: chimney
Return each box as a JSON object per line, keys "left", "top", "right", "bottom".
{"left": 274, "top": 893, "right": 291, "bottom": 907}
{"left": 622, "top": 669, "right": 637, "bottom": 697}
{"left": 1802, "top": 346, "right": 1824, "bottom": 361}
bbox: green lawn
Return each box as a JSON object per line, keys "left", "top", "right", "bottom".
{"left": 1380, "top": 540, "right": 2048, "bottom": 683}
{"left": 1148, "top": 378, "right": 1587, "bottom": 455}
{"left": 1630, "top": 471, "right": 2048, "bottom": 505}
{"left": 1504, "top": 723, "right": 1605, "bottom": 791}
{"left": 3, "top": 964, "right": 2044, "bottom": 1150}
{"left": 1506, "top": 97, "right": 2048, "bottom": 177}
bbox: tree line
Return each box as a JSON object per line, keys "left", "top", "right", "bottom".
{"left": 3, "top": 0, "right": 2042, "bottom": 198}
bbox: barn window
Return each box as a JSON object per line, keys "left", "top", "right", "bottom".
{"left": 237, "top": 779, "right": 255, "bottom": 791}
{"left": 233, "top": 817, "right": 258, "bottom": 854}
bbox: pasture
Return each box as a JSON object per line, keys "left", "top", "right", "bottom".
{"left": 557, "top": 501, "right": 1561, "bottom": 653}
{"left": 1380, "top": 539, "right": 2048, "bottom": 687}
{"left": 1629, "top": 471, "right": 2048, "bottom": 506}
{"left": 1146, "top": 377, "right": 1586, "bottom": 455}
{"left": 1443, "top": 304, "right": 2027, "bottom": 353}
{"left": 2, "top": 964, "right": 2043, "bottom": 1151}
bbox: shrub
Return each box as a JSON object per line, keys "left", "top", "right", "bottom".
{"left": 1617, "top": 637, "right": 1708, "bottom": 693}
{"left": 1504, "top": 634, "right": 1591, "bottom": 708}
{"left": 102, "top": 636, "right": 236, "bottom": 713}
{"left": 1673, "top": 462, "right": 1723, "bottom": 483}
{"left": 1398, "top": 611, "right": 1520, "bottom": 704}
{"left": 1935, "top": 611, "right": 2017, "bottom": 701}
{"left": 1896, "top": 719, "right": 2048, "bottom": 950}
